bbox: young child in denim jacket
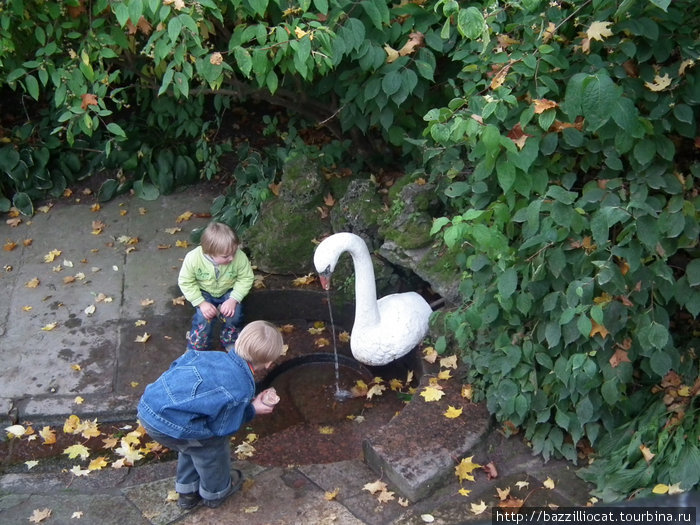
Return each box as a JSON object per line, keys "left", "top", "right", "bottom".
{"left": 137, "top": 320, "right": 283, "bottom": 510}
{"left": 178, "top": 221, "right": 255, "bottom": 351}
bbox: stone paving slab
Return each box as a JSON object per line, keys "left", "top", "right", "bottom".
{"left": 0, "top": 187, "right": 215, "bottom": 424}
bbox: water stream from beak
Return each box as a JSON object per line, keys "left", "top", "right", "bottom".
{"left": 324, "top": 289, "right": 353, "bottom": 401}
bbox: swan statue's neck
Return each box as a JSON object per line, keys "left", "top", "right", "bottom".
{"left": 321, "top": 233, "right": 380, "bottom": 328}
{"left": 344, "top": 237, "right": 380, "bottom": 327}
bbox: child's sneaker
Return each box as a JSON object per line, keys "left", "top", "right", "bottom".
{"left": 177, "top": 492, "right": 201, "bottom": 510}
{"left": 202, "top": 469, "right": 243, "bottom": 508}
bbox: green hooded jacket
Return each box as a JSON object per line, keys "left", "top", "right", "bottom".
{"left": 178, "top": 246, "right": 254, "bottom": 307}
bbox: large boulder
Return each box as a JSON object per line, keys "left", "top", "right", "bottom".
{"left": 244, "top": 154, "right": 330, "bottom": 273}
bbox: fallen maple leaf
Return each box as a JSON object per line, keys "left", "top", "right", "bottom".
{"left": 293, "top": 273, "right": 316, "bottom": 286}
{"left": 420, "top": 385, "right": 445, "bottom": 402}
{"left": 235, "top": 441, "right": 256, "bottom": 459}
{"left": 71, "top": 511, "right": 84, "bottom": 519}
{"left": 70, "top": 465, "right": 90, "bottom": 476}
{"left": 89, "top": 456, "right": 109, "bottom": 470}
{"left": 455, "top": 456, "right": 482, "bottom": 482}
{"left": 422, "top": 346, "right": 438, "bottom": 363}
{"left": 41, "top": 322, "right": 58, "bottom": 331}
{"left": 102, "top": 436, "right": 119, "bottom": 449}
{"left": 64, "top": 443, "right": 91, "bottom": 460}
{"left": 363, "top": 480, "right": 388, "bottom": 494}
{"left": 377, "top": 489, "right": 395, "bottom": 503}
{"left": 543, "top": 477, "right": 556, "bottom": 489}
{"left": 438, "top": 369, "right": 452, "bottom": 380}
{"left": 314, "top": 337, "right": 330, "bottom": 348}
{"left": 324, "top": 488, "right": 340, "bottom": 500}
{"left": 515, "top": 480, "right": 530, "bottom": 490}
{"left": 244, "top": 506, "right": 260, "bottom": 513}
{"left": 115, "top": 438, "right": 144, "bottom": 464}
{"left": 28, "top": 508, "right": 52, "bottom": 523}
{"left": 74, "top": 396, "right": 84, "bottom": 405}
{"left": 25, "top": 460, "right": 39, "bottom": 470}
{"left": 40, "top": 426, "right": 56, "bottom": 445}
{"left": 586, "top": 21, "right": 613, "bottom": 41}
{"left": 499, "top": 495, "right": 525, "bottom": 510}
{"left": 43, "top": 249, "right": 62, "bottom": 263}
{"left": 176, "top": 211, "right": 194, "bottom": 223}
{"left": 367, "top": 383, "right": 386, "bottom": 399}
{"left": 140, "top": 298, "right": 155, "bottom": 306}
{"left": 471, "top": 501, "right": 488, "bottom": 515}
{"left": 444, "top": 406, "right": 463, "bottom": 418}
{"left": 26, "top": 277, "right": 40, "bottom": 288}
{"left": 440, "top": 355, "right": 458, "bottom": 369}
{"left": 3, "top": 240, "right": 17, "bottom": 251}
{"left": 461, "top": 384, "right": 474, "bottom": 400}
{"left": 135, "top": 333, "right": 150, "bottom": 343}
{"left": 319, "top": 426, "right": 335, "bottom": 434}
{"left": 496, "top": 486, "right": 511, "bottom": 500}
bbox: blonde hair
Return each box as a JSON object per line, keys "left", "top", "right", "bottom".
{"left": 200, "top": 222, "right": 239, "bottom": 256}
{"left": 233, "top": 320, "right": 283, "bottom": 366}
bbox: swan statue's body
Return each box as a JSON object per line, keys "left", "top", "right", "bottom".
{"left": 313, "top": 232, "right": 432, "bottom": 366}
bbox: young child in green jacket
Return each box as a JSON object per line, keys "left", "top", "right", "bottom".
{"left": 178, "top": 222, "right": 255, "bottom": 351}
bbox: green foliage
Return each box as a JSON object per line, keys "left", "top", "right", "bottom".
{"left": 201, "top": 142, "right": 281, "bottom": 239}
{"left": 426, "top": 0, "right": 699, "bottom": 500}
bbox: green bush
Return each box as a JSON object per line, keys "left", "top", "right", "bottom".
{"left": 425, "top": 0, "right": 699, "bottom": 501}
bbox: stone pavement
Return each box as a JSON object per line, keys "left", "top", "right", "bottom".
{"left": 0, "top": 184, "right": 597, "bottom": 524}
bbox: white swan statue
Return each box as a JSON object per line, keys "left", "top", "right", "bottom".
{"left": 313, "top": 232, "right": 433, "bottom": 366}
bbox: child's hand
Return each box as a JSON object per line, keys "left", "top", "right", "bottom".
{"left": 199, "top": 301, "right": 218, "bottom": 320}
{"left": 219, "top": 298, "right": 238, "bottom": 318}
{"left": 252, "top": 389, "right": 278, "bottom": 415}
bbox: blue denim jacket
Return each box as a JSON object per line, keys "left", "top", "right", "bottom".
{"left": 137, "top": 349, "right": 256, "bottom": 440}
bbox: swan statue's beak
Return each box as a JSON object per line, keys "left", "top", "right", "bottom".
{"left": 318, "top": 268, "right": 332, "bottom": 290}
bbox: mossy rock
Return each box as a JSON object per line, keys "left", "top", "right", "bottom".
{"left": 244, "top": 199, "right": 329, "bottom": 274}
{"left": 330, "top": 179, "right": 384, "bottom": 248}
{"left": 278, "top": 153, "right": 325, "bottom": 206}
{"left": 380, "top": 181, "right": 441, "bottom": 250}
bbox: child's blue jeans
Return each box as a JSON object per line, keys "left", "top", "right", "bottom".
{"left": 139, "top": 423, "right": 233, "bottom": 500}
{"left": 187, "top": 290, "right": 244, "bottom": 351}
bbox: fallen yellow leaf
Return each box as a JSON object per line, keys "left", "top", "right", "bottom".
{"left": 455, "top": 456, "right": 482, "bottom": 482}
{"left": 444, "top": 406, "right": 463, "bottom": 419}
{"left": 420, "top": 385, "right": 444, "bottom": 402}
